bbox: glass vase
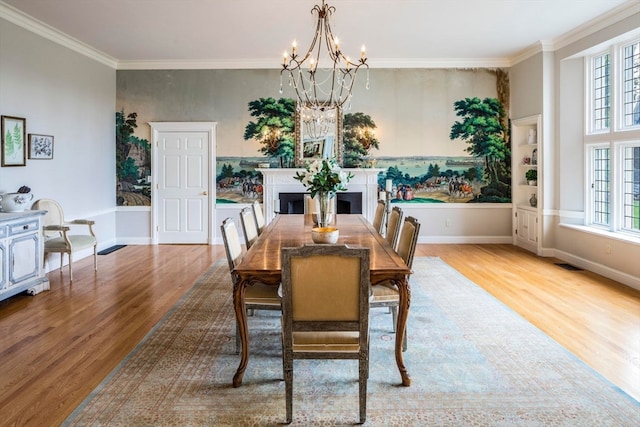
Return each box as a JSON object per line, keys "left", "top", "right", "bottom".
{"left": 317, "top": 191, "right": 332, "bottom": 228}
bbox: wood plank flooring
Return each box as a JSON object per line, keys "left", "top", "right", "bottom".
{"left": 0, "top": 243, "right": 638, "bottom": 426}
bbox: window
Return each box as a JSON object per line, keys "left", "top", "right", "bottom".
{"left": 586, "top": 37, "right": 640, "bottom": 237}
{"left": 622, "top": 41, "right": 640, "bottom": 128}
{"left": 592, "top": 147, "right": 610, "bottom": 226}
{"left": 592, "top": 53, "right": 610, "bottom": 132}
{"left": 622, "top": 145, "right": 640, "bottom": 231}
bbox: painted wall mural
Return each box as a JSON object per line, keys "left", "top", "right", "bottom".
{"left": 116, "top": 110, "right": 151, "bottom": 206}
{"left": 216, "top": 95, "right": 510, "bottom": 205}
{"left": 115, "top": 68, "right": 511, "bottom": 206}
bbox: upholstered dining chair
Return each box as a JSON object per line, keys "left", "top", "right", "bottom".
{"left": 372, "top": 199, "right": 386, "bottom": 235}
{"left": 280, "top": 244, "right": 370, "bottom": 424}
{"left": 371, "top": 215, "right": 421, "bottom": 352}
{"left": 239, "top": 206, "right": 259, "bottom": 249}
{"left": 251, "top": 201, "right": 266, "bottom": 235}
{"left": 31, "top": 198, "right": 97, "bottom": 283}
{"left": 385, "top": 206, "right": 404, "bottom": 250}
{"left": 220, "top": 218, "right": 280, "bottom": 354}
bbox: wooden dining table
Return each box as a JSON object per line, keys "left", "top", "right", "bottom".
{"left": 232, "top": 213, "right": 412, "bottom": 387}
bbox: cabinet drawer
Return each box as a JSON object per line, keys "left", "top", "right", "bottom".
{"left": 8, "top": 220, "right": 39, "bottom": 236}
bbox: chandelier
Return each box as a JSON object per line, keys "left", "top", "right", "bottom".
{"left": 280, "top": 0, "right": 369, "bottom": 115}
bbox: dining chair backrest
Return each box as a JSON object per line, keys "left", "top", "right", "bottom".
{"left": 396, "top": 216, "right": 421, "bottom": 269}
{"left": 370, "top": 215, "right": 420, "bottom": 352}
{"left": 280, "top": 243, "right": 370, "bottom": 424}
{"left": 239, "top": 206, "right": 259, "bottom": 249}
{"left": 252, "top": 201, "right": 266, "bottom": 235}
{"left": 220, "top": 218, "right": 243, "bottom": 283}
{"left": 372, "top": 199, "right": 386, "bottom": 235}
{"left": 385, "top": 206, "right": 404, "bottom": 250}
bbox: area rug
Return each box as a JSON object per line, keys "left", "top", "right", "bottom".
{"left": 63, "top": 257, "right": 639, "bottom": 426}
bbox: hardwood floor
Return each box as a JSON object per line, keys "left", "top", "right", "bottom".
{"left": 0, "top": 243, "right": 638, "bottom": 426}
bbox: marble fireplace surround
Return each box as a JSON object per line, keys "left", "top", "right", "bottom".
{"left": 258, "top": 168, "right": 384, "bottom": 224}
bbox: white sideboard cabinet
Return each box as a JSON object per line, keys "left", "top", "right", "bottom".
{"left": 0, "top": 211, "right": 49, "bottom": 302}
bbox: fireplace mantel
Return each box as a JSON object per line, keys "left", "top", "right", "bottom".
{"left": 258, "top": 168, "right": 384, "bottom": 224}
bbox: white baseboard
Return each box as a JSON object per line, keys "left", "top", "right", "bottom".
{"left": 552, "top": 249, "right": 640, "bottom": 291}
{"left": 417, "top": 236, "right": 513, "bottom": 244}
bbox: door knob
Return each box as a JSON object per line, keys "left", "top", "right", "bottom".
{"left": 202, "top": 191, "right": 208, "bottom": 196}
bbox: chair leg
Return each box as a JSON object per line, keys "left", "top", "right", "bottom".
{"left": 284, "top": 360, "right": 293, "bottom": 424}
{"left": 359, "top": 358, "right": 367, "bottom": 424}
{"left": 69, "top": 252, "right": 73, "bottom": 282}
{"left": 93, "top": 246, "right": 98, "bottom": 271}
{"left": 391, "top": 306, "right": 398, "bottom": 332}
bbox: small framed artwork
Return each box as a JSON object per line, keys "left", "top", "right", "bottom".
{"left": 28, "top": 134, "right": 54, "bottom": 159}
{"left": 1, "top": 115, "right": 27, "bottom": 166}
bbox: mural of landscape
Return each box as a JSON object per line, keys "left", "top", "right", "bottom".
{"left": 215, "top": 154, "right": 505, "bottom": 205}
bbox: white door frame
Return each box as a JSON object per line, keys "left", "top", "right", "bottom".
{"left": 149, "top": 122, "right": 217, "bottom": 245}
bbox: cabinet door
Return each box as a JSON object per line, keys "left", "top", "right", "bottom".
{"left": 525, "top": 212, "right": 538, "bottom": 244}
{"left": 9, "top": 234, "right": 38, "bottom": 286}
{"left": 517, "top": 209, "right": 538, "bottom": 246}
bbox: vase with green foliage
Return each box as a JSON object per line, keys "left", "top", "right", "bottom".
{"left": 294, "top": 159, "right": 353, "bottom": 227}
{"left": 243, "top": 97, "right": 296, "bottom": 168}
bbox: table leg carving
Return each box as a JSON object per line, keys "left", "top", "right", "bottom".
{"left": 232, "top": 278, "right": 249, "bottom": 387}
{"left": 395, "top": 277, "right": 412, "bottom": 386}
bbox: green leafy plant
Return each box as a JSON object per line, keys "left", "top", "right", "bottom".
{"left": 525, "top": 169, "right": 537, "bottom": 182}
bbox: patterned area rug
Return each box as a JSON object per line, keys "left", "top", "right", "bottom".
{"left": 64, "top": 257, "right": 639, "bottom": 426}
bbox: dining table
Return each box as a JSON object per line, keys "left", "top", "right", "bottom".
{"left": 232, "top": 213, "right": 412, "bottom": 387}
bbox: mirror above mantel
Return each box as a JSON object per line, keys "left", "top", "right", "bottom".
{"left": 294, "top": 104, "right": 343, "bottom": 167}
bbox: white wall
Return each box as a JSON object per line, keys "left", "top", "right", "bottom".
{"left": 0, "top": 18, "right": 117, "bottom": 266}
{"left": 510, "top": 13, "right": 640, "bottom": 288}
{"left": 552, "top": 13, "right": 640, "bottom": 287}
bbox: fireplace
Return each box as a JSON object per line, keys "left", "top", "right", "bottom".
{"left": 278, "top": 192, "right": 363, "bottom": 214}
{"left": 258, "top": 168, "right": 383, "bottom": 224}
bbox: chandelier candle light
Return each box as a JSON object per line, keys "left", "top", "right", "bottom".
{"left": 280, "top": 0, "right": 370, "bottom": 138}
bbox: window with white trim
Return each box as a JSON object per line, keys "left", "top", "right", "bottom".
{"left": 586, "top": 37, "right": 640, "bottom": 237}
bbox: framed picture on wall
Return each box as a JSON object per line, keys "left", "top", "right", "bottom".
{"left": 28, "top": 134, "right": 54, "bottom": 159}
{"left": 1, "top": 115, "right": 27, "bottom": 166}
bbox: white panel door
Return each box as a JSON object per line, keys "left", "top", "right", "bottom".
{"left": 156, "top": 131, "right": 209, "bottom": 244}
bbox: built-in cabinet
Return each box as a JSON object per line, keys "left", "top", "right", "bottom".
{"left": 512, "top": 115, "right": 542, "bottom": 254}
{"left": 0, "top": 211, "right": 49, "bottom": 302}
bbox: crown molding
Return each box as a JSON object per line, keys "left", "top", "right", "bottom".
{"left": 367, "top": 58, "right": 511, "bottom": 69}
{"left": 0, "top": 1, "right": 118, "bottom": 68}
{"left": 552, "top": 0, "right": 640, "bottom": 52}
{"left": 118, "top": 57, "right": 512, "bottom": 70}
{"left": 509, "top": 40, "right": 555, "bottom": 66}
{"left": 508, "top": 0, "right": 640, "bottom": 66}
{"left": 117, "top": 58, "right": 282, "bottom": 70}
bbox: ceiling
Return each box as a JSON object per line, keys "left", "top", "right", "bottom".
{"left": 1, "top": 0, "right": 638, "bottom": 69}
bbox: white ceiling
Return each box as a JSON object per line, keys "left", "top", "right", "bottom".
{"left": 1, "top": 0, "right": 638, "bottom": 69}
